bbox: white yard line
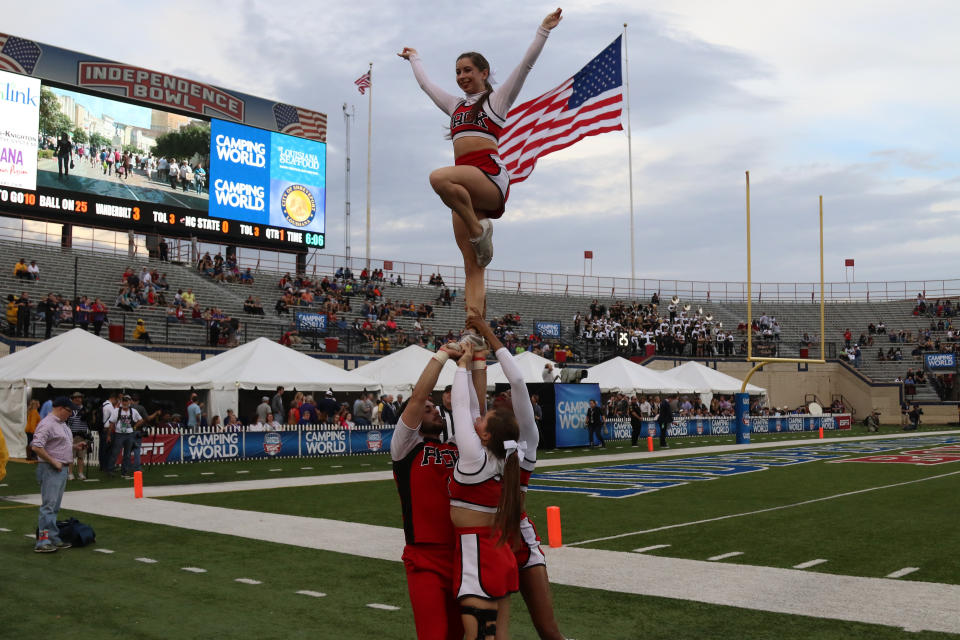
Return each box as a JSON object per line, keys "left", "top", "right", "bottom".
{"left": 633, "top": 544, "right": 670, "bottom": 553}
{"left": 887, "top": 567, "right": 920, "bottom": 579}
{"left": 708, "top": 551, "right": 744, "bottom": 561}
{"left": 182, "top": 567, "right": 207, "bottom": 573}
{"left": 366, "top": 603, "right": 400, "bottom": 611}
{"left": 135, "top": 557, "right": 158, "bottom": 564}
{"left": 567, "top": 469, "right": 960, "bottom": 547}
{"left": 296, "top": 590, "right": 326, "bottom": 597}
{"left": 235, "top": 578, "right": 262, "bottom": 585}
{"left": 94, "top": 548, "right": 114, "bottom": 554}
{"left": 794, "top": 559, "right": 828, "bottom": 569}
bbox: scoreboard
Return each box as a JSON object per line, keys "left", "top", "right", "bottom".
{"left": 0, "top": 33, "right": 327, "bottom": 252}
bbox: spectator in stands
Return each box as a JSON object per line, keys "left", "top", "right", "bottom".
{"left": 14, "top": 258, "right": 29, "bottom": 279}
{"left": 240, "top": 268, "right": 254, "bottom": 285}
{"left": 877, "top": 320, "right": 886, "bottom": 334}
{"left": 5, "top": 295, "right": 17, "bottom": 335}
{"left": 133, "top": 318, "right": 153, "bottom": 345}
{"left": 16, "top": 292, "right": 31, "bottom": 338}
{"left": 843, "top": 328, "right": 852, "bottom": 347}
{"left": 88, "top": 298, "right": 106, "bottom": 336}
{"left": 27, "top": 260, "right": 40, "bottom": 281}
{"left": 280, "top": 326, "right": 302, "bottom": 347}
{"left": 166, "top": 304, "right": 182, "bottom": 323}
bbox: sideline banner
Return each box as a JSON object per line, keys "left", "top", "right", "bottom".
{"left": 243, "top": 431, "right": 300, "bottom": 459}
{"left": 555, "top": 384, "right": 600, "bottom": 448}
{"left": 139, "top": 434, "right": 181, "bottom": 464}
{"left": 350, "top": 428, "right": 392, "bottom": 454}
{"left": 601, "top": 415, "right": 853, "bottom": 441}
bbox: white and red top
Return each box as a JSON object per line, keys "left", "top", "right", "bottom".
{"left": 494, "top": 347, "right": 538, "bottom": 492}
{"left": 391, "top": 415, "right": 459, "bottom": 545}
{"left": 449, "top": 367, "right": 504, "bottom": 513}
{"left": 407, "top": 26, "right": 550, "bottom": 146}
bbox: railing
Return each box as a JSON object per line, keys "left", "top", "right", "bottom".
{"left": 3, "top": 213, "right": 959, "bottom": 303}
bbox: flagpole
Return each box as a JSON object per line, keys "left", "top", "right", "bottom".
{"left": 365, "top": 61, "right": 373, "bottom": 270}
{"left": 623, "top": 24, "right": 636, "bottom": 298}
{"left": 343, "top": 103, "right": 353, "bottom": 264}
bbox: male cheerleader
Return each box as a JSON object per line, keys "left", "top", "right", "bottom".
{"left": 391, "top": 341, "right": 465, "bottom": 640}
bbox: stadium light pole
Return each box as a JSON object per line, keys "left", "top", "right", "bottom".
{"left": 343, "top": 103, "right": 353, "bottom": 264}
{"left": 624, "top": 23, "right": 636, "bottom": 296}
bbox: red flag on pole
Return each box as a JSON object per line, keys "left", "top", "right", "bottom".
{"left": 844, "top": 258, "right": 854, "bottom": 267}
{"left": 584, "top": 251, "right": 594, "bottom": 259}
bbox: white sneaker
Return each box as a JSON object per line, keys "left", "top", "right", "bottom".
{"left": 67, "top": 472, "right": 74, "bottom": 480}
{"left": 470, "top": 219, "right": 494, "bottom": 268}
{"left": 459, "top": 329, "right": 488, "bottom": 351}
{"left": 78, "top": 473, "right": 86, "bottom": 481}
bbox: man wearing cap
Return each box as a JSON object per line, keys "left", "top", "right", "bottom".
{"left": 256, "top": 396, "right": 271, "bottom": 424}
{"left": 105, "top": 395, "right": 144, "bottom": 478}
{"left": 31, "top": 396, "right": 84, "bottom": 552}
{"left": 319, "top": 390, "right": 339, "bottom": 422}
{"left": 67, "top": 392, "right": 91, "bottom": 480}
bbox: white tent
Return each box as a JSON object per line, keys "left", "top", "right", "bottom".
{"left": 0, "top": 329, "right": 203, "bottom": 457}
{"left": 486, "top": 351, "right": 558, "bottom": 388}
{"left": 347, "top": 345, "right": 457, "bottom": 398}
{"left": 659, "top": 361, "right": 766, "bottom": 395}
{"left": 180, "top": 337, "right": 376, "bottom": 419}
{"left": 583, "top": 357, "right": 696, "bottom": 394}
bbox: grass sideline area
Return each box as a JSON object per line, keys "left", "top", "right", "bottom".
{"left": 1, "top": 505, "right": 956, "bottom": 639}
{"left": 3, "top": 426, "right": 958, "bottom": 638}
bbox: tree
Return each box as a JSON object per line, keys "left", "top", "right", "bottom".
{"left": 89, "top": 132, "right": 110, "bottom": 151}
{"left": 53, "top": 112, "right": 74, "bottom": 138}
{"left": 123, "top": 144, "right": 139, "bottom": 155}
{"left": 153, "top": 123, "right": 210, "bottom": 163}
{"left": 39, "top": 87, "right": 61, "bottom": 138}
{"left": 72, "top": 127, "right": 88, "bottom": 145}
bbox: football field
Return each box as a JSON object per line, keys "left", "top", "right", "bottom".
{"left": 2, "top": 427, "right": 959, "bottom": 639}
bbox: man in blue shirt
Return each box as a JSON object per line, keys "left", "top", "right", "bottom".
{"left": 186, "top": 394, "right": 203, "bottom": 429}
{"left": 39, "top": 398, "right": 53, "bottom": 419}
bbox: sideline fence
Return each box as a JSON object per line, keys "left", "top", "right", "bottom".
{"left": 88, "top": 415, "right": 853, "bottom": 467}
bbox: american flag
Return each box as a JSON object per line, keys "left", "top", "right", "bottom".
{"left": 0, "top": 34, "right": 42, "bottom": 75}
{"left": 500, "top": 36, "right": 623, "bottom": 184}
{"left": 273, "top": 103, "right": 328, "bottom": 143}
{"left": 355, "top": 71, "right": 371, "bottom": 95}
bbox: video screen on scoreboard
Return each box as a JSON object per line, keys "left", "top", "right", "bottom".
{"left": 0, "top": 68, "right": 326, "bottom": 249}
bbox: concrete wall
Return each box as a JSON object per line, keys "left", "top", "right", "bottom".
{"left": 646, "top": 359, "right": 909, "bottom": 424}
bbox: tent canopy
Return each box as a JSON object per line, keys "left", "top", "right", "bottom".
{"left": 181, "top": 337, "right": 374, "bottom": 392}
{"left": 486, "top": 351, "right": 558, "bottom": 387}
{"left": 659, "top": 361, "right": 766, "bottom": 395}
{"left": 0, "top": 328, "right": 200, "bottom": 389}
{"left": 584, "top": 357, "right": 695, "bottom": 394}
{"left": 347, "top": 345, "right": 457, "bottom": 397}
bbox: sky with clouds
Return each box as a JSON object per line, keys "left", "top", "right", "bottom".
{"left": 7, "top": 0, "right": 960, "bottom": 287}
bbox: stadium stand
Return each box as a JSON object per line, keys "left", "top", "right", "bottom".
{"left": 1, "top": 238, "right": 955, "bottom": 403}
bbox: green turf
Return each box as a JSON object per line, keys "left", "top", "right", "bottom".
{"left": 0, "top": 505, "right": 955, "bottom": 639}
{"left": 156, "top": 433, "right": 960, "bottom": 585}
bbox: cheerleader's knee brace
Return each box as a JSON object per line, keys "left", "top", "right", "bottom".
{"left": 461, "top": 605, "right": 497, "bottom": 639}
